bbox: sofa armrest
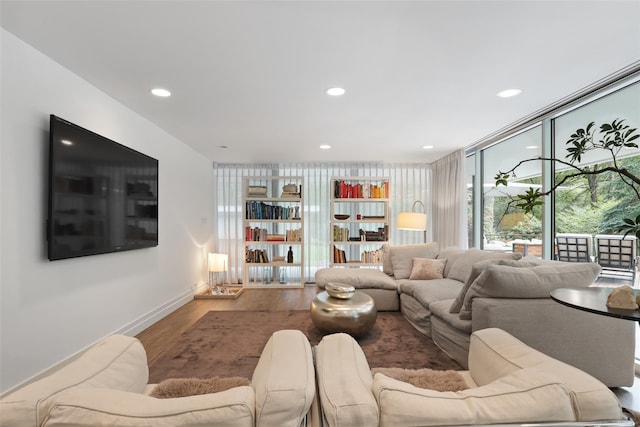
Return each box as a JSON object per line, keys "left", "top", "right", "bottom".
{"left": 0, "top": 335, "right": 148, "bottom": 427}
{"left": 373, "top": 368, "right": 575, "bottom": 426}
{"left": 42, "top": 386, "right": 255, "bottom": 426}
{"left": 315, "top": 333, "right": 379, "bottom": 427}
{"left": 469, "top": 328, "right": 624, "bottom": 422}
{"left": 252, "top": 329, "right": 315, "bottom": 427}
{"left": 471, "top": 297, "right": 635, "bottom": 387}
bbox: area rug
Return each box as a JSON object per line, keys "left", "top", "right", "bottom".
{"left": 148, "top": 310, "right": 462, "bottom": 383}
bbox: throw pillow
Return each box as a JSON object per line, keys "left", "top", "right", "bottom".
{"left": 458, "top": 262, "right": 601, "bottom": 320}
{"left": 372, "top": 367, "right": 468, "bottom": 392}
{"left": 150, "top": 376, "right": 250, "bottom": 398}
{"left": 449, "top": 259, "right": 541, "bottom": 313}
{"left": 389, "top": 243, "right": 440, "bottom": 279}
{"left": 446, "top": 248, "right": 522, "bottom": 283}
{"left": 409, "top": 258, "right": 447, "bottom": 280}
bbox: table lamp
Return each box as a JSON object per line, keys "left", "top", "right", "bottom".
{"left": 208, "top": 253, "right": 228, "bottom": 293}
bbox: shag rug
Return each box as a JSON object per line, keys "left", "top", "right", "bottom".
{"left": 371, "top": 367, "right": 468, "bottom": 391}
{"left": 148, "top": 310, "right": 462, "bottom": 383}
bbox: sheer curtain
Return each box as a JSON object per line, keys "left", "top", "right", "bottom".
{"left": 213, "top": 162, "right": 431, "bottom": 284}
{"left": 431, "top": 150, "right": 468, "bottom": 249}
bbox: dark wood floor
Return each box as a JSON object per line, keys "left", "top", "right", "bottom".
{"left": 136, "top": 286, "right": 319, "bottom": 364}
{"left": 135, "top": 285, "right": 640, "bottom": 410}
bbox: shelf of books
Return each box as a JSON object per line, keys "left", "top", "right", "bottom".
{"left": 242, "top": 176, "right": 304, "bottom": 288}
{"left": 330, "top": 177, "right": 390, "bottom": 268}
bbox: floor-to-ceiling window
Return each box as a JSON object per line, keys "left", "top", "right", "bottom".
{"left": 466, "top": 153, "right": 476, "bottom": 248}
{"left": 467, "top": 71, "right": 639, "bottom": 262}
{"left": 553, "top": 82, "right": 640, "bottom": 243}
{"left": 480, "top": 125, "right": 542, "bottom": 255}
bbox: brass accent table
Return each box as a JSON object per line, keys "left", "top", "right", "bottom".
{"left": 310, "top": 290, "right": 377, "bottom": 336}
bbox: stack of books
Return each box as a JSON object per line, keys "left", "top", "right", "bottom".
{"left": 248, "top": 186, "right": 268, "bottom": 197}
{"left": 245, "top": 248, "right": 270, "bottom": 263}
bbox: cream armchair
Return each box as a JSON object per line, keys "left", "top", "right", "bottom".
{"left": 315, "top": 328, "right": 631, "bottom": 427}
{"left": 0, "top": 329, "right": 315, "bottom": 427}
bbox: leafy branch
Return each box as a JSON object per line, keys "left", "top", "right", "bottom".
{"left": 495, "top": 119, "right": 640, "bottom": 239}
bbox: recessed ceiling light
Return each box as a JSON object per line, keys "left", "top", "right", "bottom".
{"left": 525, "top": 145, "right": 539, "bottom": 150}
{"left": 497, "top": 89, "right": 522, "bottom": 98}
{"left": 422, "top": 145, "right": 434, "bottom": 150}
{"left": 151, "top": 88, "right": 171, "bottom": 97}
{"left": 326, "top": 87, "right": 346, "bottom": 96}
{"left": 60, "top": 139, "right": 73, "bottom": 146}
{"left": 320, "top": 144, "right": 332, "bottom": 150}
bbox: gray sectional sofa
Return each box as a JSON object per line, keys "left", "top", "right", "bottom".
{"left": 315, "top": 243, "right": 636, "bottom": 387}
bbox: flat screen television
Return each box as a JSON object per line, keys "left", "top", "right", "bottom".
{"left": 47, "top": 115, "right": 158, "bottom": 260}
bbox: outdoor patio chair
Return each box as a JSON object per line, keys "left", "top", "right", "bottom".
{"left": 555, "top": 233, "right": 593, "bottom": 263}
{"left": 594, "top": 234, "right": 638, "bottom": 286}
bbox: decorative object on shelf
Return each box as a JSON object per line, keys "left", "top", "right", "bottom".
{"left": 287, "top": 246, "right": 294, "bottom": 263}
{"left": 281, "top": 183, "right": 302, "bottom": 198}
{"left": 398, "top": 200, "right": 427, "bottom": 243}
{"left": 263, "top": 267, "right": 272, "bottom": 284}
{"left": 279, "top": 268, "right": 287, "bottom": 284}
{"left": 326, "top": 282, "right": 355, "bottom": 299}
{"left": 334, "top": 214, "right": 350, "bottom": 220}
{"left": 208, "top": 253, "right": 228, "bottom": 290}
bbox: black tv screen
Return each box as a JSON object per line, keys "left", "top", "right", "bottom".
{"left": 47, "top": 115, "right": 158, "bottom": 260}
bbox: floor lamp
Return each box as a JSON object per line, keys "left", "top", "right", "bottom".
{"left": 208, "top": 253, "right": 228, "bottom": 294}
{"left": 397, "top": 200, "right": 427, "bottom": 243}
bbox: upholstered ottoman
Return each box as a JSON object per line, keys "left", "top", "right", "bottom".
{"left": 315, "top": 268, "right": 399, "bottom": 311}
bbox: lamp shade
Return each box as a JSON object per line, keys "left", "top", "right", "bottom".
{"left": 208, "top": 253, "right": 228, "bottom": 272}
{"left": 397, "top": 212, "right": 427, "bottom": 231}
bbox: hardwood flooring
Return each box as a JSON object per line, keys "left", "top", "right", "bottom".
{"left": 135, "top": 285, "right": 640, "bottom": 411}
{"left": 136, "top": 286, "right": 319, "bottom": 364}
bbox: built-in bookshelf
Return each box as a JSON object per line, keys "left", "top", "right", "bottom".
{"left": 330, "top": 177, "right": 390, "bottom": 267}
{"left": 242, "top": 176, "right": 304, "bottom": 288}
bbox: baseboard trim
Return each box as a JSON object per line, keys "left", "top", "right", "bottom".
{"left": 0, "top": 290, "right": 194, "bottom": 398}
{"left": 116, "top": 290, "right": 194, "bottom": 336}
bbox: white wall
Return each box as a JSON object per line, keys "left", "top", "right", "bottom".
{"left": 0, "top": 29, "right": 215, "bottom": 394}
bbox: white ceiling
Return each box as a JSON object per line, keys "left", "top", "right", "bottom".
{"left": 2, "top": 0, "right": 639, "bottom": 164}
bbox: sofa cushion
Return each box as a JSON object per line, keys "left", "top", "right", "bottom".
{"left": 429, "top": 300, "right": 472, "bottom": 335}
{"left": 315, "top": 333, "right": 379, "bottom": 427}
{"left": 436, "top": 246, "right": 468, "bottom": 277}
{"left": 315, "top": 267, "right": 397, "bottom": 291}
{"left": 459, "top": 262, "right": 601, "bottom": 320}
{"left": 409, "top": 258, "right": 446, "bottom": 280}
{"left": 0, "top": 334, "right": 148, "bottom": 427}
{"left": 388, "top": 243, "right": 440, "bottom": 279}
{"left": 397, "top": 279, "right": 463, "bottom": 308}
{"left": 449, "top": 259, "right": 542, "bottom": 314}
{"left": 469, "top": 328, "right": 623, "bottom": 421}
{"left": 446, "top": 248, "right": 522, "bottom": 283}
{"left": 373, "top": 368, "right": 575, "bottom": 426}
{"left": 42, "top": 386, "right": 255, "bottom": 427}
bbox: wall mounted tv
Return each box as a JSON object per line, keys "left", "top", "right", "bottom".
{"left": 47, "top": 115, "right": 159, "bottom": 261}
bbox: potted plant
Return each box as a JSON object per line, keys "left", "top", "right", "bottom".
{"left": 494, "top": 119, "right": 640, "bottom": 252}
